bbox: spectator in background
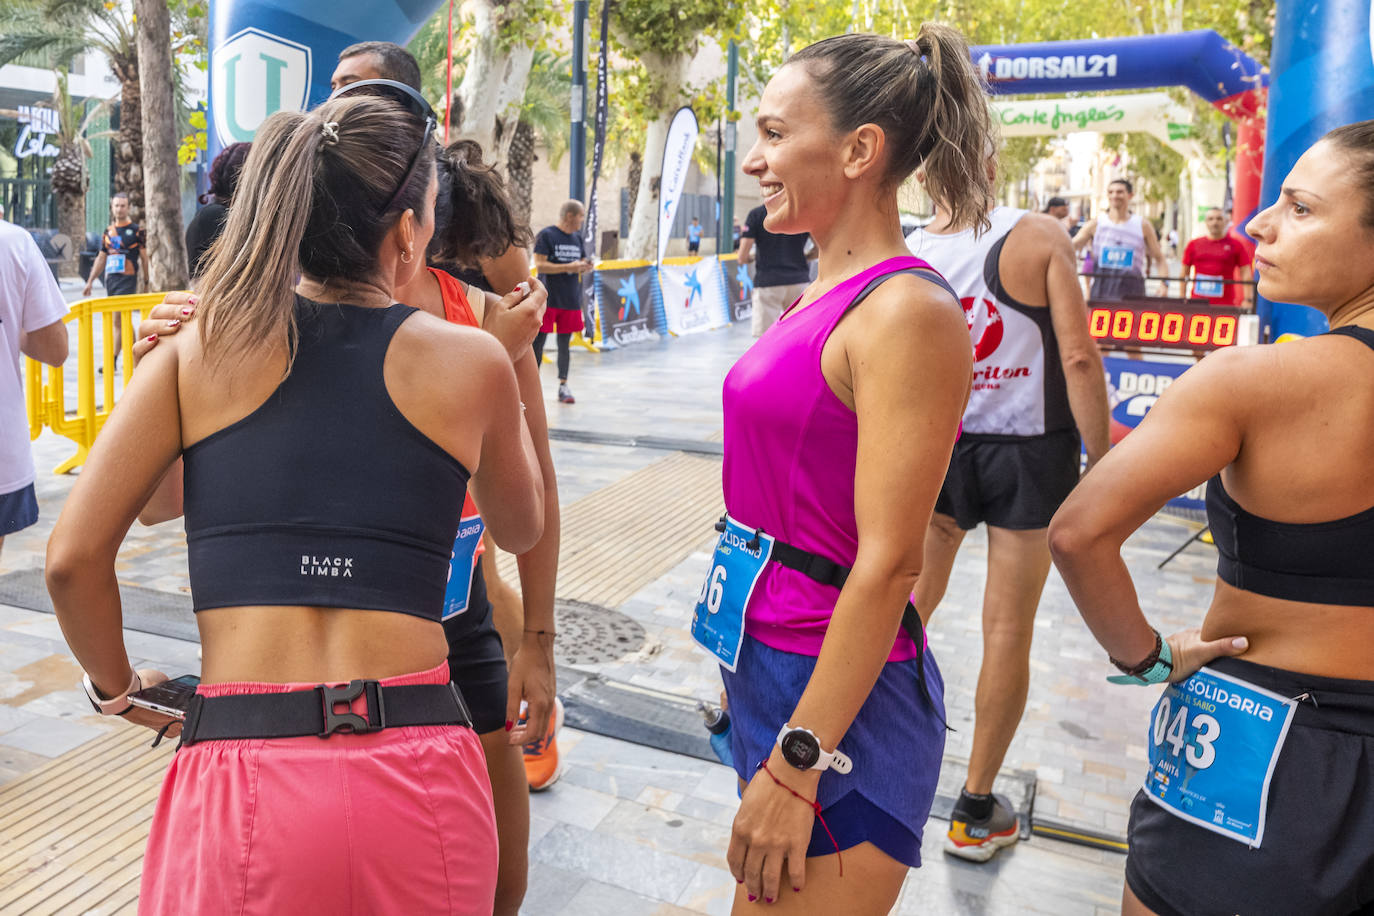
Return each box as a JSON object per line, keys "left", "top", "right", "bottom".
{"left": 1043, "top": 196, "right": 1070, "bottom": 232}
{"left": 1183, "top": 207, "right": 1255, "bottom": 307}
{"left": 185, "top": 142, "right": 251, "bottom": 280}
{"left": 82, "top": 192, "right": 145, "bottom": 360}
{"left": 533, "top": 200, "right": 591, "bottom": 405}
{"left": 330, "top": 39, "right": 423, "bottom": 93}
{"left": 732, "top": 219, "right": 742, "bottom": 251}
{"left": 687, "top": 216, "right": 703, "bottom": 255}
{"left": 737, "top": 202, "right": 811, "bottom": 336}
{"left": 0, "top": 221, "right": 68, "bottom": 564}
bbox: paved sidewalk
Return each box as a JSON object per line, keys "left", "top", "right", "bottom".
{"left": 1, "top": 310, "right": 1227, "bottom": 912}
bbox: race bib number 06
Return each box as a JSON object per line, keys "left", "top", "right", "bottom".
{"left": 690, "top": 516, "right": 774, "bottom": 672}
{"left": 1143, "top": 666, "right": 1296, "bottom": 847}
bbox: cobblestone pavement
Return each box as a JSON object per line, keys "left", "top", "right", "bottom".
{"left": 1, "top": 293, "right": 1227, "bottom": 912}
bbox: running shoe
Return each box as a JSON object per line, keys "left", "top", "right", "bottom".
{"left": 945, "top": 791, "right": 1019, "bottom": 862}
{"left": 557, "top": 383, "right": 575, "bottom": 404}
{"left": 523, "top": 696, "right": 565, "bottom": 791}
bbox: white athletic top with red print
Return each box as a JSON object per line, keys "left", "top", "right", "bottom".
{"left": 907, "top": 207, "right": 1073, "bottom": 438}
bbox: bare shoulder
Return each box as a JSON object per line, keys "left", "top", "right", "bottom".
{"left": 394, "top": 307, "right": 506, "bottom": 374}
{"left": 850, "top": 271, "right": 966, "bottom": 349}
{"left": 1011, "top": 212, "right": 1073, "bottom": 252}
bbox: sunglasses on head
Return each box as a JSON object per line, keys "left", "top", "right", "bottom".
{"left": 329, "top": 78, "right": 438, "bottom": 214}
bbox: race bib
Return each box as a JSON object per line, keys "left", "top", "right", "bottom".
{"left": 1143, "top": 666, "right": 1297, "bottom": 847}
{"left": 690, "top": 516, "right": 774, "bottom": 672}
{"left": 1193, "top": 275, "right": 1225, "bottom": 298}
{"left": 105, "top": 253, "right": 126, "bottom": 274}
{"left": 440, "top": 509, "right": 486, "bottom": 620}
{"left": 1100, "top": 246, "right": 1135, "bottom": 270}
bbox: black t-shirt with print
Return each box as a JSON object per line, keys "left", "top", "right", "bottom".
{"left": 534, "top": 226, "right": 586, "bottom": 311}
{"left": 101, "top": 220, "right": 144, "bottom": 294}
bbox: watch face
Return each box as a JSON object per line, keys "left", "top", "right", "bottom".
{"left": 780, "top": 730, "right": 820, "bottom": 770}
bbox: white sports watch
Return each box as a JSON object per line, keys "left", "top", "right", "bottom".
{"left": 81, "top": 669, "right": 141, "bottom": 716}
{"left": 775, "top": 725, "right": 853, "bottom": 774}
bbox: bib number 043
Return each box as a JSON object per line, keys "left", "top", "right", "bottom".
{"left": 1142, "top": 667, "right": 1296, "bottom": 847}
{"left": 1152, "top": 697, "right": 1219, "bottom": 769}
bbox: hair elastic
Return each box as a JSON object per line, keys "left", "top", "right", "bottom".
{"left": 320, "top": 121, "right": 341, "bottom": 145}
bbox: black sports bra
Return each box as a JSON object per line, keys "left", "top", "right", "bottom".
{"left": 1204, "top": 325, "right": 1374, "bottom": 606}
{"left": 181, "top": 298, "right": 470, "bottom": 620}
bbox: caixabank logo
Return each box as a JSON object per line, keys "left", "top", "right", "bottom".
{"left": 213, "top": 29, "right": 313, "bottom": 146}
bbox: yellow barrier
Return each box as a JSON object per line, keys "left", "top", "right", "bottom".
{"left": 24, "top": 292, "right": 169, "bottom": 474}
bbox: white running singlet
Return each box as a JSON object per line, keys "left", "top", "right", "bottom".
{"left": 907, "top": 207, "right": 1072, "bottom": 438}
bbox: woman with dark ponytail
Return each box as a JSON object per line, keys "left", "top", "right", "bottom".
{"left": 710, "top": 24, "right": 989, "bottom": 913}
{"left": 45, "top": 92, "right": 544, "bottom": 913}
{"left": 391, "top": 138, "right": 559, "bottom": 916}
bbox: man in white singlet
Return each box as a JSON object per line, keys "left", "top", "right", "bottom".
{"left": 907, "top": 182, "right": 1110, "bottom": 863}
{"left": 1072, "top": 178, "right": 1168, "bottom": 301}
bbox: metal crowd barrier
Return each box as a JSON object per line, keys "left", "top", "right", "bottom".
{"left": 25, "top": 292, "right": 168, "bottom": 474}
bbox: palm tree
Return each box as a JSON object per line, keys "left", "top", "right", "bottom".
{"left": 0, "top": 0, "right": 204, "bottom": 225}
{"left": 506, "top": 51, "right": 571, "bottom": 229}
{"left": 45, "top": 70, "right": 113, "bottom": 274}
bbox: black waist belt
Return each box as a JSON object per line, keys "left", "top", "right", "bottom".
{"left": 178, "top": 679, "right": 473, "bottom": 747}
{"left": 717, "top": 517, "right": 948, "bottom": 728}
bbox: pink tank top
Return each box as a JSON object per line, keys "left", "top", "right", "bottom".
{"left": 722, "top": 256, "right": 953, "bottom": 662}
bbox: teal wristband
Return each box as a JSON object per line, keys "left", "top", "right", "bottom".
{"left": 1106, "top": 630, "right": 1174, "bottom": 686}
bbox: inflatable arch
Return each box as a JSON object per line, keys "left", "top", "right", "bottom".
{"left": 1259, "top": 1, "right": 1374, "bottom": 338}
{"left": 207, "top": 0, "right": 444, "bottom": 158}
{"left": 969, "top": 31, "right": 1267, "bottom": 247}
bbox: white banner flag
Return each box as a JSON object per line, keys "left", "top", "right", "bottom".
{"left": 658, "top": 106, "right": 699, "bottom": 264}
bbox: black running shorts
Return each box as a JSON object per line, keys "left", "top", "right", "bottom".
{"left": 1126, "top": 656, "right": 1374, "bottom": 916}
{"left": 441, "top": 559, "right": 510, "bottom": 735}
{"left": 934, "top": 429, "right": 1081, "bottom": 531}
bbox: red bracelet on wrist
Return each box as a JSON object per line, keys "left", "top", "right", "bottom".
{"left": 756, "top": 760, "right": 843, "bottom": 876}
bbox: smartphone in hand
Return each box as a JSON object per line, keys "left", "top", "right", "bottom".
{"left": 128, "top": 675, "right": 201, "bottom": 720}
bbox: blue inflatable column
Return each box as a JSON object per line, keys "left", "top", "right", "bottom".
{"left": 207, "top": 0, "right": 445, "bottom": 159}
{"left": 1260, "top": 0, "right": 1374, "bottom": 338}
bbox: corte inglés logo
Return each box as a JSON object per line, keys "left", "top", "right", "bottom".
{"left": 213, "top": 28, "right": 312, "bottom": 146}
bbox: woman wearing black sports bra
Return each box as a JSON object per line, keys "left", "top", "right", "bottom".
{"left": 1049, "top": 122, "right": 1374, "bottom": 916}
{"left": 43, "top": 95, "right": 543, "bottom": 913}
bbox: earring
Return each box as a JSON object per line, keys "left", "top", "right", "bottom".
{"left": 401, "top": 249, "right": 413, "bottom": 264}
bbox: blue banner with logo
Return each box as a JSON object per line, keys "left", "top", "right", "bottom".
{"left": 721, "top": 255, "right": 754, "bottom": 323}
{"left": 208, "top": 0, "right": 443, "bottom": 158}
{"left": 594, "top": 263, "right": 660, "bottom": 348}
{"left": 1103, "top": 354, "right": 1200, "bottom": 511}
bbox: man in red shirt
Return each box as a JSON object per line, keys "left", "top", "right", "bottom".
{"left": 1182, "top": 207, "right": 1254, "bottom": 306}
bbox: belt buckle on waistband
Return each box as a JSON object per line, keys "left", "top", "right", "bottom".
{"left": 318, "top": 679, "right": 385, "bottom": 737}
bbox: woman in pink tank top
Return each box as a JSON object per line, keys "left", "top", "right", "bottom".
{"left": 711, "top": 25, "right": 991, "bottom": 915}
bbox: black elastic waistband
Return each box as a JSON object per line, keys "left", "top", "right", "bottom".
{"left": 179, "top": 680, "right": 473, "bottom": 747}
{"left": 1207, "top": 656, "right": 1374, "bottom": 735}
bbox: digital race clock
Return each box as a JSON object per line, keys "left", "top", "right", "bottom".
{"left": 1088, "top": 300, "right": 1257, "bottom": 352}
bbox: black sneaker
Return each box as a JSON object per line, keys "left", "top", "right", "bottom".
{"left": 946, "top": 791, "right": 1019, "bottom": 862}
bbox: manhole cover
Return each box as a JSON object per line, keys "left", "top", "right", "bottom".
{"left": 553, "top": 599, "right": 647, "bottom": 665}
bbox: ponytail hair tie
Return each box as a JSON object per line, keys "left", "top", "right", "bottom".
{"left": 320, "top": 121, "right": 340, "bottom": 145}
{"left": 904, "top": 37, "right": 928, "bottom": 64}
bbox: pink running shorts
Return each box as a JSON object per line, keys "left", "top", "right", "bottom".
{"left": 139, "top": 661, "right": 496, "bottom": 915}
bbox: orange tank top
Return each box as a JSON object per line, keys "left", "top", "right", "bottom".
{"left": 429, "top": 267, "right": 485, "bottom": 562}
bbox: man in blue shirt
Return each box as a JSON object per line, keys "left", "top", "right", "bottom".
{"left": 687, "top": 217, "right": 703, "bottom": 255}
